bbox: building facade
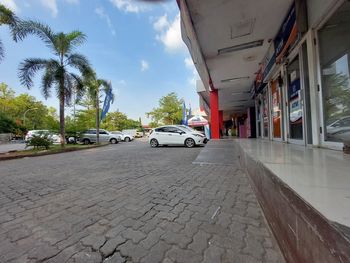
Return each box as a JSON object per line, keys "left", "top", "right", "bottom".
{"left": 179, "top": 0, "right": 350, "bottom": 151}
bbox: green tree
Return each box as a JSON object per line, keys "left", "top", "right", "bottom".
{"left": 84, "top": 71, "right": 113, "bottom": 144}
{"left": 17, "top": 21, "right": 91, "bottom": 146}
{"left": 0, "top": 4, "right": 19, "bottom": 62}
{"left": 147, "top": 92, "right": 183, "bottom": 125}
{"left": 101, "top": 111, "right": 140, "bottom": 131}
{"left": 324, "top": 72, "right": 350, "bottom": 122}
{"left": 0, "top": 82, "right": 15, "bottom": 112}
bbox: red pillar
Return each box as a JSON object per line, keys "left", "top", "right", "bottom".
{"left": 210, "top": 89, "right": 220, "bottom": 139}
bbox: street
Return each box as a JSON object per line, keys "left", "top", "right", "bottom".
{"left": 0, "top": 140, "right": 283, "bottom": 263}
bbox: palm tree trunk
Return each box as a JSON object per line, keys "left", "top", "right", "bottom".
{"left": 96, "top": 89, "right": 100, "bottom": 145}
{"left": 59, "top": 93, "right": 65, "bottom": 148}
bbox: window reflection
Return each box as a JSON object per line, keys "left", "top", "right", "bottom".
{"left": 319, "top": 2, "right": 350, "bottom": 143}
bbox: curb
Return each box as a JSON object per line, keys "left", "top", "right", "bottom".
{"left": 0, "top": 143, "right": 110, "bottom": 161}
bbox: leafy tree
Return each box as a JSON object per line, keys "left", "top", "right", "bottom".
{"left": 147, "top": 92, "right": 183, "bottom": 125}
{"left": 0, "top": 111, "right": 17, "bottom": 133}
{"left": 101, "top": 111, "right": 141, "bottom": 131}
{"left": 0, "top": 82, "right": 15, "bottom": 112}
{"left": 0, "top": 4, "right": 19, "bottom": 62}
{"left": 84, "top": 71, "right": 113, "bottom": 144}
{"left": 324, "top": 72, "right": 350, "bottom": 123}
{"left": 17, "top": 21, "right": 91, "bottom": 146}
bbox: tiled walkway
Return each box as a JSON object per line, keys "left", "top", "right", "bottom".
{"left": 0, "top": 140, "right": 283, "bottom": 262}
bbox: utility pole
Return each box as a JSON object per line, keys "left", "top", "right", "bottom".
{"left": 23, "top": 108, "right": 38, "bottom": 127}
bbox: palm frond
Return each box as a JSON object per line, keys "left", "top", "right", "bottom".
{"left": 69, "top": 72, "right": 85, "bottom": 102}
{"left": 0, "top": 4, "right": 17, "bottom": 26}
{"left": 41, "top": 60, "right": 59, "bottom": 99}
{"left": 14, "top": 20, "right": 56, "bottom": 50}
{"left": 66, "top": 53, "right": 92, "bottom": 76}
{"left": 18, "top": 58, "right": 51, "bottom": 88}
{"left": 66, "top": 31, "right": 86, "bottom": 49}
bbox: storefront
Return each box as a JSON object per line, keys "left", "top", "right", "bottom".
{"left": 317, "top": 1, "right": 350, "bottom": 148}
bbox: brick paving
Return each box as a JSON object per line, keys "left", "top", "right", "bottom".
{"left": 0, "top": 140, "right": 284, "bottom": 262}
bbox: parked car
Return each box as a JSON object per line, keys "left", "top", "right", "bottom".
{"left": 110, "top": 131, "right": 134, "bottom": 142}
{"left": 148, "top": 125, "right": 207, "bottom": 148}
{"left": 78, "top": 129, "right": 121, "bottom": 145}
{"left": 25, "top": 130, "right": 60, "bottom": 144}
{"left": 326, "top": 116, "right": 350, "bottom": 142}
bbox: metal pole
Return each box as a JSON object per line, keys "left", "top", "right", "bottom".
{"left": 23, "top": 108, "right": 38, "bottom": 127}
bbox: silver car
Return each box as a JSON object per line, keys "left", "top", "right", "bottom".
{"left": 79, "top": 129, "right": 121, "bottom": 145}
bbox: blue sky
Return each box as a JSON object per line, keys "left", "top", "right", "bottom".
{"left": 0, "top": 0, "right": 199, "bottom": 123}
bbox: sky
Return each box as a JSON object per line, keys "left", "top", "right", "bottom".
{"left": 0, "top": 0, "right": 199, "bottom": 123}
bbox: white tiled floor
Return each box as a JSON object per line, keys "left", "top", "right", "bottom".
{"left": 236, "top": 139, "right": 350, "bottom": 227}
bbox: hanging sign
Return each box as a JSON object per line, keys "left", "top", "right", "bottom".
{"left": 274, "top": 3, "right": 298, "bottom": 63}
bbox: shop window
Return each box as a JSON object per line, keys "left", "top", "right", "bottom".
{"left": 263, "top": 91, "right": 269, "bottom": 138}
{"left": 287, "top": 56, "right": 303, "bottom": 140}
{"left": 319, "top": 2, "right": 350, "bottom": 143}
{"left": 271, "top": 79, "right": 282, "bottom": 139}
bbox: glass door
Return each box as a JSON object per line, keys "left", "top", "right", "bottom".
{"left": 271, "top": 78, "right": 283, "bottom": 140}
{"left": 287, "top": 55, "right": 305, "bottom": 144}
{"left": 262, "top": 89, "right": 270, "bottom": 139}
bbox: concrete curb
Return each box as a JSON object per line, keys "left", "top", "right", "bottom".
{"left": 0, "top": 143, "right": 110, "bottom": 161}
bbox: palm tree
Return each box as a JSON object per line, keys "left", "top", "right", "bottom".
{"left": 17, "top": 21, "right": 91, "bottom": 146}
{"left": 0, "top": 4, "right": 19, "bottom": 62}
{"left": 84, "top": 71, "right": 114, "bottom": 144}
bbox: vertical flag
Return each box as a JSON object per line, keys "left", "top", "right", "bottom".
{"left": 100, "top": 86, "right": 113, "bottom": 122}
{"left": 181, "top": 102, "right": 187, "bottom": 125}
{"left": 188, "top": 103, "right": 192, "bottom": 118}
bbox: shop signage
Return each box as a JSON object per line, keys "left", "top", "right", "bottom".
{"left": 274, "top": 3, "right": 298, "bottom": 62}
{"left": 262, "top": 43, "right": 276, "bottom": 82}
{"left": 289, "top": 78, "right": 302, "bottom": 122}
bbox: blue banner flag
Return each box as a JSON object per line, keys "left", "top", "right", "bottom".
{"left": 100, "top": 87, "right": 113, "bottom": 122}
{"left": 181, "top": 102, "right": 187, "bottom": 126}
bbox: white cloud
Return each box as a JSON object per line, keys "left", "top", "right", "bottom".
{"left": 141, "top": 60, "right": 149, "bottom": 72}
{"left": 109, "top": 0, "right": 148, "bottom": 14}
{"left": 0, "top": 0, "right": 19, "bottom": 12}
{"left": 95, "top": 7, "right": 116, "bottom": 36}
{"left": 155, "top": 13, "right": 186, "bottom": 53}
{"left": 184, "top": 57, "right": 199, "bottom": 87}
{"left": 153, "top": 14, "right": 169, "bottom": 31}
{"left": 40, "top": 0, "right": 58, "bottom": 17}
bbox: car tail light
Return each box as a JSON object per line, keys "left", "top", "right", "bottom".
{"left": 150, "top": 130, "right": 154, "bottom": 135}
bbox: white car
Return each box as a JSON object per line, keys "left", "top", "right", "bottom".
{"left": 148, "top": 125, "right": 208, "bottom": 148}
{"left": 326, "top": 116, "right": 350, "bottom": 142}
{"left": 25, "top": 130, "right": 60, "bottom": 144}
{"left": 111, "top": 131, "right": 134, "bottom": 142}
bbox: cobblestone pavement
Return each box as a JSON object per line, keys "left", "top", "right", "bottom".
{"left": 0, "top": 140, "right": 284, "bottom": 263}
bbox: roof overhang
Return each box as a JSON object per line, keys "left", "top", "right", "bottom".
{"left": 179, "top": 0, "right": 294, "bottom": 113}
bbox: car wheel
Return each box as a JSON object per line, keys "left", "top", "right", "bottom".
{"left": 83, "top": 139, "right": 90, "bottom": 145}
{"left": 124, "top": 137, "right": 130, "bottom": 142}
{"left": 185, "top": 138, "right": 195, "bottom": 148}
{"left": 110, "top": 138, "right": 118, "bottom": 144}
{"left": 150, "top": 139, "right": 159, "bottom": 148}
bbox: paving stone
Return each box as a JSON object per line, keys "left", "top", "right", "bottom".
{"left": 0, "top": 141, "right": 283, "bottom": 263}
{"left": 81, "top": 234, "right": 106, "bottom": 250}
{"left": 100, "top": 236, "right": 126, "bottom": 257}
{"left": 119, "top": 240, "right": 148, "bottom": 262}
{"left": 104, "top": 252, "right": 126, "bottom": 263}
{"left": 71, "top": 251, "right": 102, "bottom": 263}
{"left": 188, "top": 230, "right": 211, "bottom": 253}
{"left": 202, "top": 245, "right": 225, "bottom": 263}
